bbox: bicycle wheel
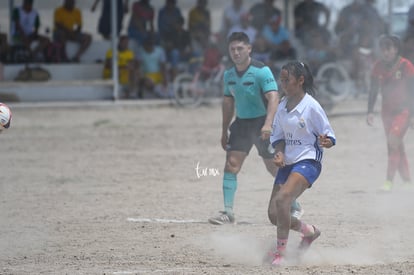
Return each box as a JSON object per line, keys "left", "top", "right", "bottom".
{"left": 173, "top": 73, "right": 204, "bottom": 107}
{"left": 315, "top": 62, "right": 351, "bottom": 103}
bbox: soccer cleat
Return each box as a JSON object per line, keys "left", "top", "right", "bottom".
{"left": 298, "top": 225, "right": 321, "bottom": 251}
{"left": 270, "top": 251, "right": 284, "bottom": 266}
{"left": 291, "top": 201, "right": 305, "bottom": 220}
{"left": 380, "top": 180, "right": 393, "bottom": 191}
{"left": 208, "top": 211, "right": 235, "bottom": 225}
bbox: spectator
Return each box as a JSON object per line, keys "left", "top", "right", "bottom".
{"left": 103, "top": 35, "right": 138, "bottom": 99}
{"left": 405, "top": 4, "right": 414, "bottom": 40}
{"left": 334, "top": 0, "right": 384, "bottom": 58}
{"left": 91, "top": 0, "right": 129, "bottom": 40}
{"left": 402, "top": 4, "right": 414, "bottom": 63}
{"left": 228, "top": 13, "right": 257, "bottom": 45}
{"left": 11, "top": 0, "right": 50, "bottom": 62}
{"left": 188, "top": 0, "right": 211, "bottom": 40}
{"left": 294, "top": 0, "right": 330, "bottom": 47}
{"left": 304, "top": 28, "right": 334, "bottom": 73}
{"left": 251, "top": 34, "right": 272, "bottom": 66}
{"left": 0, "top": 30, "right": 8, "bottom": 63}
{"left": 53, "top": 0, "right": 92, "bottom": 62}
{"left": 334, "top": 0, "right": 365, "bottom": 57}
{"left": 188, "top": 0, "right": 211, "bottom": 57}
{"left": 0, "top": 30, "right": 5, "bottom": 79}
{"left": 261, "top": 14, "right": 296, "bottom": 61}
{"left": 360, "top": 0, "right": 386, "bottom": 46}
{"left": 335, "top": 0, "right": 385, "bottom": 86}
{"left": 403, "top": 35, "right": 414, "bottom": 64}
{"left": 220, "top": 0, "right": 247, "bottom": 38}
{"left": 158, "top": 0, "right": 184, "bottom": 44}
{"left": 127, "top": 0, "right": 154, "bottom": 45}
{"left": 136, "top": 34, "right": 169, "bottom": 99}
{"left": 249, "top": 0, "right": 281, "bottom": 32}
{"left": 162, "top": 16, "right": 192, "bottom": 80}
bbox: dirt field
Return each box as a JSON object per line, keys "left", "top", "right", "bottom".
{"left": 1, "top": 98, "right": 414, "bottom": 275}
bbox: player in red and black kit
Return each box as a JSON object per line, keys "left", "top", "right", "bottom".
{"left": 367, "top": 34, "right": 414, "bottom": 191}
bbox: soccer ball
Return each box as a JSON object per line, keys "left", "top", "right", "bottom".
{"left": 0, "top": 103, "right": 12, "bottom": 130}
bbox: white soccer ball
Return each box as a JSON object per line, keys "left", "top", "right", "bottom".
{"left": 0, "top": 103, "right": 12, "bottom": 130}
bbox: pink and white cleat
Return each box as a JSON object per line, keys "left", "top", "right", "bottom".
{"left": 298, "top": 225, "right": 321, "bottom": 251}
{"left": 270, "top": 251, "right": 284, "bottom": 266}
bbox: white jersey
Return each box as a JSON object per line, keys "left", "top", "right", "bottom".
{"left": 11, "top": 7, "right": 39, "bottom": 36}
{"left": 270, "top": 93, "right": 336, "bottom": 165}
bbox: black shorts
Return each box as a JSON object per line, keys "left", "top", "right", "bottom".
{"left": 227, "top": 116, "right": 274, "bottom": 159}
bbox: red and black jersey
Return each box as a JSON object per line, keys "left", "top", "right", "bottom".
{"left": 371, "top": 56, "right": 414, "bottom": 114}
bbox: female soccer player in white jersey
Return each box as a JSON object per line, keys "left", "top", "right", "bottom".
{"left": 268, "top": 61, "right": 336, "bottom": 265}
{"left": 208, "top": 32, "right": 303, "bottom": 225}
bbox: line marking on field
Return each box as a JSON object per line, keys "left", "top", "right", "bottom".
{"left": 127, "top": 217, "right": 267, "bottom": 226}
{"left": 113, "top": 267, "right": 194, "bottom": 274}
{"left": 127, "top": 217, "right": 206, "bottom": 223}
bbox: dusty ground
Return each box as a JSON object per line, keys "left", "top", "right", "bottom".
{"left": 1, "top": 98, "right": 414, "bottom": 275}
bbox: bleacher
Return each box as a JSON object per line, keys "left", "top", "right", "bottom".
{"left": 0, "top": 41, "right": 115, "bottom": 102}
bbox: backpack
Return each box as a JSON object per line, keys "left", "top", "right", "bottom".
{"left": 14, "top": 65, "right": 51, "bottom": 82}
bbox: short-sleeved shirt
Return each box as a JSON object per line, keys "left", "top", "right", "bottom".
{"left": 188, "top": 7, "right": 210, "bottom": 34}
{"left": 12, "top": 7, "right": 40, "bottom": 37}
{"left": 128, "top": 1, "right": 154, "bottom": 31}
{"left": 270, "top": 94, "right": 336, "bottom": 165}
{"left": 223, "top": 59, "right": 277, "bottom": 119}
{"left": 371, "top": 56, "right": 414, "bottom": 114}
{"left": 54, "top": 6, "right": 82, "bottom": 31}
{"left": 158, "top": 6, "right": 183, "bottom": 40}
{"left": 261, "top": 25, "right": 290, "bottom": 46}
{"left": 103, "top": 49, "right": 135, "bottom": 84}
{"left": 221, "top": 4, "right": 248, "bottom": 33}
{"left": 136, "top": 46, "right": 166, "bottom": 74}
{"left": 249, "top": 3, "right": 281, "bottom": 31}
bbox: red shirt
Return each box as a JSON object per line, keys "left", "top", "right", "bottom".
{"left": 130, "top": 1, "right": 154, "bottom": 31}
{"left": 371, "top": 56, "right": 414, "bottom": 113}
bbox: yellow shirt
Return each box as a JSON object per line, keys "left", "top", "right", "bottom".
{"left": 103, "top": 49, "right": 135, "bottom": 85}
{"left": 54, "top": 6, "right": 82, "bottom": 31}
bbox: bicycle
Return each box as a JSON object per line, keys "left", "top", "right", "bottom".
{"left": 314, "top": 60, "right": 352, "bottom": 103}
{"left": 173, "top": 55, "right": 226, "bottom": 108}
{"left": 314, "top": 46, "right": 374, "bottom": 104}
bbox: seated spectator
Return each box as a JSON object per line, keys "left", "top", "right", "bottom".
{"left": 249, "top": 0, "right": 281, "bottom": 32}
{"left": 403, "top": 35, "right": 414, "bottom": 63}
{"left": 11, "top": 0, "right": 50, "bottom": 62}
{"left": 103, "top": 35, "right": 138, "bottom": 99}
{"left": 91, "top": 0, "right": 129, "bottom": 40}
{"left": 404, "top": 5, "right": 414, "bottom": 63}
{"left": 220, "top": 0, "right": 247, "bottom": 38}
{"left": 304, "top": 28, "right": 334, "bottom": 73}
{"left": 228, "top": 13, "right": 257, "bottom": 45}
{"left": 0, "top": 30, "right": 8, "bottom": 63}
{"left": 127, "top": 0, "right": 154, "bottom": 46}
{"left": 162, "top": 16, "right": 192, "bottom": 80}
{"left": 53, "top": 0, "right": 92, "bottom": 62}
{"left": 158, "top": 0, "right": 184, "bottom": 47}
{"left": 188, "top": 0, "right": 211, "bottom": 40}
{"left": 252, "top": 34, "right": 272, "bottom": 66}
{"left": 405, "top": 4, "right": 414, "bottom": 39}
{"left": 261, "top": 14, "right": 296, "bottom": 61}
{"left": 294, "top": 0, "right": 330, "bottom": 47}
{"left": 198, "top": 38, "right": 223, "bottom": 81}
{"left": 136, "top": 35, "right": 170, "bottom": 99}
